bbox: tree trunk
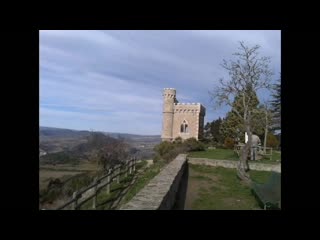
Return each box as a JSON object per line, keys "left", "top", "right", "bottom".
{"left": 238, "top": 143, "right": 250, "bottom": 181}
{"left": 264, "top": 110, "right": 268, "bottom": 154}
{"left": 237, "top": 119, "right": 252, "bottom": 184}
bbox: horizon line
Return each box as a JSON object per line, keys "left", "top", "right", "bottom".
{"left": 39, "top": 125, "right": 161, "bottom": 136}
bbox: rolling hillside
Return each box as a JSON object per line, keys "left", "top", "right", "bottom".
{"left": 39, "top": 126, "right": 161, "bottom": 157}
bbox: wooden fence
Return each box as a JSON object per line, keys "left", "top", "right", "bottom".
{"left": 234, "top": 144, "right": 273, "bottom": 160}
{"left": 56, "top": 157, "right": 137, "bottom": 210}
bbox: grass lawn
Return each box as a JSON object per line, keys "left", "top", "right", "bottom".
{"left": 188, "top": 148, "right": 281, "bottom": 164}
{"left": 188, "top": 148, "right": 239, "bottom": 160}
{"left": 258, "top": 151, "right": 281, "bottom": 164}
{"left": 185, "top": 164, "right": 275, "bottom": 210}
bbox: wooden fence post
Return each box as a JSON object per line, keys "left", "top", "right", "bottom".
{"left": 132, "top": 159, "right": 134, "bottom": 172}
{"left": 133, "top": 158, "right": 136, "bottom": 172}
{"left": 72, "top": 191, "right": 78, "bottom": 210}
{"left": 92, "top": 177, "right": 98, "bottom": 209}
{"left": 107, "top": 168, "right": 111, "bottom": 194}
{"left": 129, "top": 159, "right": 132, "bottom": 174}
{"left": 112, "top": 167, "right": 115, "bottom": 181}
{"left": 117, "top": 166, "right": 120, "bottom": 184}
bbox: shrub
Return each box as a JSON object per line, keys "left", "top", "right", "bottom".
{"left": 162, "top": 145, "right": 186, "bottom": 162}
{"left": 183, "top": 138, "right": 205, "bottom": 151}
{"left": 47, "top": 178, "right": 63, "bottom": 189}
{"left": 173, "top": 136, "right": 183, "bottom": 144}
{"left": 266, "top": 133, "right": 280, "bottom": 148}
{"left": 40, "top": 185, "right": 62, "bottom": 204}
{"left": 40, "top": 173, "right": 95, "bottom": 207}
{"left": 152, "top": 154, "right": 162, "bottom": 163}
{"left": 154, "top": 138, "right": 205, "bottom": 163}
{"left": 224, "top": 137, "right": 235, "bottom": 149}
{"left": 153, "top": 141, "right": 177, "bottom": 163}
{"left": 154, "top": 141, "right": 175, "bottom": 157}
{"left": 62, "top": 174, "right": 94, "bottom": 196}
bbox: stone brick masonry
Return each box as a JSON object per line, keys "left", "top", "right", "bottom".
{"left": 188, "top": 158, "right": 281, "bottom": 173}
{"left": 120, "top": 154, "right": 187, "bottom": 210}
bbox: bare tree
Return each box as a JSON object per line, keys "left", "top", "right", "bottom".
{"left": 84, "top": 132, "right": 130, "bottom": 171}
{"left": 97, "top": 140, "right": 129, "bottom": 171}
{"left": 210, "top": 42, "right": 273, "bottom": 183}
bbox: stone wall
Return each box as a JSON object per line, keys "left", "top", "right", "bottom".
{"left": 188, "top": 158, "right": 281, "bottom": 173}
{"left": 120, "top": 154, "right": 188, "bottom": 210}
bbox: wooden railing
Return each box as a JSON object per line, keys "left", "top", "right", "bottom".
{"left": 56, "top": 157, "right": 137, "bottom": 210}
{"left": 258, "top": 147, "right": 273, "bottom": 160}
{"left": 234, "top": 144, "right": 273, "bottom": 160}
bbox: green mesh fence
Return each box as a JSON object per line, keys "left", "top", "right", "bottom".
{"left": 251, "top": 172, "right": 281, "bottom": 210}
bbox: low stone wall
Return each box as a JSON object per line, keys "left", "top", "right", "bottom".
{"left": 188, "top": 158, "right": 281, "bottom": 173}
{"left": 120, "top": 154, "right": 188, "bottom": 210}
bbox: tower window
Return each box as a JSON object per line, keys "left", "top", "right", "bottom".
{"left": 180, "top": 120, "right": 189, "bottom": 133}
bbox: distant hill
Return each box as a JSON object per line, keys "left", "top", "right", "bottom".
{"left": 39, "top": 126, "right": 161, "bottom": 164}
{"left": 39, "top": 126, "right": 161, "bottom": 158}
{"left": 40, "top": 126, "right": 160, "bottom": 140}
{"left": 40, "top": 126, "right": 91, "bottom": 141}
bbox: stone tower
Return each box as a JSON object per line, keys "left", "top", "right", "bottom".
{"left": 161, "top": 88, "right": 176, "bottom": 141}
{"left": 161, "top": 88, "right": 206, "bottom": 142}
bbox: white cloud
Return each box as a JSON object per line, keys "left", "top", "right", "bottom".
{"left": 40, "top": 30, "right": 281, "bottom": 134}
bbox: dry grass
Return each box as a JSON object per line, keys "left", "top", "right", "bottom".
{"left": 39, "top": 161, "right": 98, "bottom": 191}
{"left": 39, "top": 170, "right": 83, "bottom": 190}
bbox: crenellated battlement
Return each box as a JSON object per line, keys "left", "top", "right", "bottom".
{"left": 163, "top": 88, "right": 176, "bottom": 99}
{"left": 175, "top": 103, "right": 200, "bottom": 105}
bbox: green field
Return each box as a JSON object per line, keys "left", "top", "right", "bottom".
{"left": 188, "top": 148, "right": 281, "bottom": 164}
{"left": 188, "top": 148, "right": 239, "bottom": 160}
{"left": 185, "top": 164, "right": 274, "bottom": 210}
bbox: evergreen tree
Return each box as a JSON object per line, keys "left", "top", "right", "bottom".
{"left": 204, "top": 118, "right": 223, "bottom": 144}
{"left": 203, "top": 122, "right": 212, "bottom": 140}
{"left": 220, "top": 88, "right": 260, "bottom": 143}
{"left": 210, "top": 117, "right": 223, "bottom": 144}
{"left": 270, "top": 79, "right": 281, "bottom": 132}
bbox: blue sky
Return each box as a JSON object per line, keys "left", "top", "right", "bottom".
{"left": 40, "top": 30, "right": 281, "bottom": 135}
